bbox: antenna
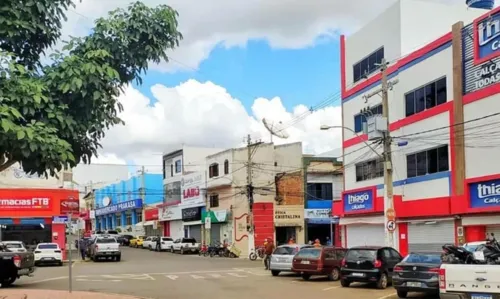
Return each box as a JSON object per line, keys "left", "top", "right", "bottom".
{"left": 262, "top": 118, "right": 289, "bottom": 142}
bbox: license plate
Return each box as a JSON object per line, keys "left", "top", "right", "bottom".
{"left": 407, "top": 282, "right": 422, "bottom": 287}
{"left": 191, "top": 249, "right": 196, "bottom": 252}
{"left": 471, "top": 294, "right": 492, "bottom": 299}
{"left": 42, "top": 257, "right": 54, "bottom": 260}
{"left": 352, "top": 273, "right": 364, "bottom": 277}
{"left": 301, "top": 260, "right": 310, "bottom": 264}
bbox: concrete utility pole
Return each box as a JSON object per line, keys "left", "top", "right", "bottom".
{"left": 362, "top": 58, "right": 398, "bottom": 248}
{"left": 140, "top": 166, "right": 146, "bottom": 203}
{"left": 245, "top": 135, "right": 262, "bottom": 240}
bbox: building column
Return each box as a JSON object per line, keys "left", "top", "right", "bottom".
{"left": 121, "top": 212, "right": 126, "bottom": 227}
{"left": 111, "top": 214, "right": 116, "bottom": 229}
{"left": 132, "top": 210, "right": 137, "bottom": 225}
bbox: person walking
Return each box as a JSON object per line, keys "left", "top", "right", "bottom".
{"left": 78, "top": 238, "right": 88, "bottom": 260}
{"left": 155, "top": 235, "right": 162, "bottom": 252}
{"left": 325, "top": 236, "right": 332, "bottom": 246}
{"left": 313, "top": 238, "right": 321, "bottom": 248}
{"left": 264, "top": 238, "right": 275, "bottom": 270}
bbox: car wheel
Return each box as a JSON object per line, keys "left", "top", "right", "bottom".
{"left": 376, "top": 272, "right": 388, "bottom": 289}
{"left": 328, "top": 267, "right": 340, "bottom": 281}
{"left": 58, "top": 261, "right": 63, "bottom": 267}
{"left": 170, "top": 247, "right": 174, "bottom": 253}
{"left": 340, "top": 279, "right": 350, "bottom": 287}
{"left": 301, "top": 274, "right": 311, "bottom": 281}
{"left": 116, "top": 256, "right": 121, "bottom": 262}
{"left": 396, "top": 290, "right": 408, "bottom": 298}
{"left": 180, "top": 248, "right": 184, "bottom": 255}
{"left": 1, "top": 276, "right": 17, "bottom": 287}
{"left": 271, "top": 270, "right": 280, "bottom": 276}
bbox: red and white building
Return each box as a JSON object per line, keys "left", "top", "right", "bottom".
{"left": 334, "top": 0, "right": 500, "bottom": 255}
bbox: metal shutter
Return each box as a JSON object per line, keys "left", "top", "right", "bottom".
{"left": 346, "top": 224, "right": 385, "bottom": 247}
{"left": 170, "top": 220, "right": 184, "bottom": 239}
{"left": 210, "top": 224, "right": 222, "bottom": 245}
{"left": 486, "top": 226, "right": 500, "bottom": 239}
{"left": 408, "top": 221, "right": 454, "bottom": 252}
{"left": 189, "top": 225, "right": 202, "bottom": 242}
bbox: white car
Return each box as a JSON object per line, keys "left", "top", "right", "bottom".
{"left": 0, "top": 241, "right": 28, "bottom": 253}
{"left": 159, "top": 237, "right": 174, "bottom": 251}
{"left": 34, "top": 243, "right": 63, "bottom": 266}
{"left": 143, "top": 236, "right": 158, "bottom": 249}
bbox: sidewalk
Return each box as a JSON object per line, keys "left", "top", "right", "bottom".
{"left": 1, "top": 290, "right": 146, "bottom": 299}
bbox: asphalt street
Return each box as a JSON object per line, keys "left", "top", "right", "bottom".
{"left": 11, "top": 247, "right": 438, "bottom": 299}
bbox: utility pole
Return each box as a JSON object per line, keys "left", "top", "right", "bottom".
{"left": 362, "top": 58, "right": 398, "bottom": 248}
{"left": 246, "top": 134, "right": 262, "bottom": 244}
{"left": 140, "top": 166, "right": 146, "bottom": 203}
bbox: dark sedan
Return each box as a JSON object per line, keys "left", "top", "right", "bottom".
{"left": 392, "top": 251, "right": 442, "bottom": 298}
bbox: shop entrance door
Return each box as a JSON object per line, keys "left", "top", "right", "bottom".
{"left": 276, "top": 226, "right": 295, "bottom": 245}
{"left": 307, "top": 223, "right": 331, "bottom": 244}
{"left": 408, "top": 221, "right": 454, "bottom": 252}
{"left": 210, "top": 224, "right": 221, "bottom": 245}
{"left": 2, "top": 224, "right": 52, "bottom": 246}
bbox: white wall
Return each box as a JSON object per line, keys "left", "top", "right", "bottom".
{"left": 206, "top": 149, "right": 235, "bottom": 189}
{"left": 170, "top": 220, "right": 184, "bottom": 239}
{"left": 464, "top": 94, "right": 500, "bottom": 179}
{"left": 0, "top": 163, "right": 66, "bottom": 188}
{"left": 182, "top": 146, "right": 224, "bottom": 173}
{"left": 164, "top": 153, "right": 183, "bottom": 184}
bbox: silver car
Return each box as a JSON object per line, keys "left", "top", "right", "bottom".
{"left": 0, "top": 241, "right": 28, "bottom": 253}
{"left": 269, "top": 244, "right": 313, "bottom": 276}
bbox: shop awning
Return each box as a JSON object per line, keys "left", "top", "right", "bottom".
{"left": 339, "top": 216, "right": 384, "bottom": 225}
{"left": 202, "top": 210, "right": 228, "bottom": 224}
{"left": 0, "top": 219, "right": 13, "bottom": 225}
{"left": 135, "top": 222, "right": 144, "bottom": 227}
{"left": 20, "top": 218, "right": 45, "bottom": 225}
{"left": 462, "top": 216, "right": 499, "bottom": 226}
{"left": 143, "top": 221, "right": 155, "bottom": 226}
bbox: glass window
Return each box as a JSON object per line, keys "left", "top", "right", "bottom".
{"left": 427, "top": 148, "right": 438, "bottom": 174}
{"left": 416, "top": 151, "right": 427, "bottom": 176}
{"left": 355, "top": 158, "right": 384, "bottom": 182}
{"left": 183, "top": 238, "right": 196, "bottom": 243}
{"left": 415, "top": 87, "right": 425, "bottom": 114}
{"left": 390, "top": 249, "right": 402, "bottom": 260}
{"left": 403, "top": 252, "right": 441, "bottom": 264}
{"left": 406, "top": 145, "right": 449, "bottom": 178}
{"left": 353, "top": 63, "right": 361, "bottom": 83}
{"left": 175, "top": 160, "right": 181, "bottom": 173}
{"left": 436, "top": 77, "right": 447, "bottom": 105}
{"left": 360, "top": 59, "right": 369, "bottom": 79}
{"left": 38, "top": 244, "right": 58, "bottom": 249}
{"left": 368, "top": 52, "right": 377, "bottom": 73}
{"left": 96, "top": 238, "right": 117, "bottom": 243}
{"left": 335, "top": 249, "right": 346, "bottom": 260}
{"left": 224, "top": 160, "right": 229, "bottom": 174}
{"left": 405, "top": 77, "right": 447, "bottom": 117}
{"left": 406, "top": 154, "right": 416, "bottom": 178}
{"left": 405, "top": 92, "right": 415, "bottom": 117}
{"left": 425, "top": 83, "right": 436, "bottom": 109}
{"left": 345, "top": 249, "right": 377, "bottom": 261}
{"left": 210, "top": 195, "right": 219, "bottom": 208}
{"left": 273, "top": 246, "right": 295, "bottom": 255}
{"left": 438, "top": 146, "right": 449, "bottom": 172}
{"left": 352, "top": 47, "right": 384, "bottom": 83}
{"left": 295, "top": 248, "right": 321, "bottom": 259}
{"left": 162, "top": 238, "right": 173, "bottom": 241}
{"left": 382, "top": 249, "right": 392, "bottom": 259}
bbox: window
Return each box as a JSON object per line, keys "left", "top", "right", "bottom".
{"left": 209, "top": 194, "right": 219, "bottom": 208}
{"left": 406, "top": 145, "right": 449, "bottom": 178}
{"left": 353, "top": 104, "right": 383, "bottom": 133}
{"left": 345, "top": 249, "right": 377, "bottom": 261}
{"left": 175, "top": 160, "right": 181, "bottom": 173}
{"left": 224, "top": 160, "right": 229, "bottom": 174}
{"left": 307, "top": 183, "right": 333, "bottom": 201}
{"left": 38, "top": 244, "right": 58, "bottom": 250}
{"left": 355, "top": 157, "right": 384, "bottom": 182}
{"left": 126, "top": 214, "right": 132, "bottom": 226}
{"left": 295, "top": 248, "right": 322, "bottom": 259}
{"left": 353, "top": 47, "right": 384, "bottom": 83}
{"left": 335, "top": 249, "right": 346, "bottom": 260}
{"left": 116, "top": 217, "right": 121, "bottom": 227}
{"left": 136, "top": 212, "right": 142, "bottom": 223}
{"left": 405, "top": 77, "right": 447, "bottom": 117}
{"left": 162, "top": 159, "right": 166, "bottom": 179}
{"left": 170, "top": 164, "right": 173, "bottom": 177}
{"left": 209, "top": 163, "right": 219, "bottom": 178}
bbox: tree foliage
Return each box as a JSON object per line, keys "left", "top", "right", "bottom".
{"left": 0, "top": 0, "right": 182, "bottom": 176}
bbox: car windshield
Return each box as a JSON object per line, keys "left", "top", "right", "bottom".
{"left": 295, "top": 248, "right": 321, "bottom": 259}
{"left": 38, "top": 244, "right": 58, "bottom": 249}
{"left": 107, "top": 231, "right": 118, "bottom": 234}
{"left": 183, "top": 238, "right": 196, "bottom": 243}
{"left": 403, "top": 252, "right": 442, "bottom": 264}
{"left": 273, "top": 246, "right": 298, "bottom": 255}
{"left": 346, "top": 249, "right": 377, "bottom": 261}
{"left": 96, "top": 238, "right": 116, "bottom": 243}
{"left": 162, "top": 238, "right": 172, "bottom": 241}
{"left": 464, "top": 244, "right": 480, "bottom": 252}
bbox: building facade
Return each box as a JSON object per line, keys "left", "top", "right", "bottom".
{"left": 336, "top": 0, "right": 495, "bottom": 255}
{"left": 205, "top": 142, "right": 303, "bottom": 256}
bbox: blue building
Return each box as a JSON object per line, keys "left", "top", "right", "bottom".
{"left": 93, "top": 173, "right": 164, "bottom": 233}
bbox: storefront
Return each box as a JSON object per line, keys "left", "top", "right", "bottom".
{"left": 94, "top": 198, "right": 143, "bottom": 233}
{"left": 274, "top": 205, "right": 304, "bottom": 245}
{"left": 202, "top": 210, "right": 229, "bottom": 245}
{"left": 159, "top": 205, "right": 183, "bottom": 239}
{"left": 405, "top": 219, "right": 455, "bottom": 251}
{"left": 144, "top": 208, "right": 160, "bottom": 236}
{"left": 304, "top": 208, "right": 336, "bottom": 245}
{"left": 182, "top": 206, "right": 204, "bottom": 242}
{"left": 0, "top": 188, "right": 79, "bottom": 257}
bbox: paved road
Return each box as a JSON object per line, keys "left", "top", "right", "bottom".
{"left": 11, "top": 247, "right": 438, "bottom": 299}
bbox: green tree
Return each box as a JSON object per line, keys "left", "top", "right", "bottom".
{"left": 0, "top": 0, "right": 182, "bottom": 176}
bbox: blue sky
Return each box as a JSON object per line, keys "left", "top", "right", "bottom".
{"left": 134, "top": 39, "right": 342, "bottom": 112}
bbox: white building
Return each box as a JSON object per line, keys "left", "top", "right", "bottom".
{"left": 205, "top": 142, "right": 303, "bottom": 257}
{"left": 0, "top": 163, "right": 72, "bottom": 189}
{"left": 338, "top": 0, "right": 496, "bottom": 255}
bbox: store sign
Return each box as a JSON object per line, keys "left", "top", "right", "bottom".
{"left": 182, "top": 207, "right": 202, "bottom": 222}
{"left": 52, "top": 216, "right": 69, "bottom": 224}
{"left": 274, "top": 205, "right": 303, "bottom": 227}
{"left": 463, "top": 8, "right": 500, "bottom": 94}
{"left": 95, "top": 199, "right": 143, "bottom": 217}
{"left": 202, "top": 210, "right": 228, "bottom": 224}
{"left": 466, "top": 0, "right": 495, "bottom": 10}
{"left": 60, "top": 196, "right": 79, "bottom": 214}
{"left": 469, "top": 178, "right": 500, "bottom": 208}
{"left": 181, "top": 172, "right": 204, "bottom": 206}
{"left": 304, "top": 209, "right": 331, "bottom": 219}
{"left": 144, "top": 208, "right": 159, "bottom": 221}
{"left": 159, "top": 205, "right": 182, "bottom": 221}
{"left": 164, "top": 181, "right": 181, "bottom": 206}
{"left": 343, "top": 189, "right": 374, "bottom": 213}
{"left": 0, "top": 197, "right": 52, "bottom": 211}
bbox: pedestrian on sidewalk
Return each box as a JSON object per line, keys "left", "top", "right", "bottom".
{"left": 264, "top": 238, "right": 274, "bottom": 270}
{"left": 156, "top": 235, "right": 161, "bottom": 252}
{"left": 78, "top": 238, "right": 88, "bottom": 260}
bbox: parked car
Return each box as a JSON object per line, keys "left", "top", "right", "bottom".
{"left": 118, "top": 235, "right": 134, "bottom": 246}
{"left": 88, "top": 236, "right": 121, "bottom": 262}
{"left": 171, "top": 238, "right": 199, "bottom": 254}
{"left": 34, "top": 243, "right": 63, "bottom": 266}
{"left": 143, "top": 236, "right": 158, "bottom": 250}
{"left": 269, "top": 244, "right": 313, "bottom": 276}
{"left": 392, "top": 251, "right": 441, "bottom": 298}
{"left": 0, "top": 243, "right": 36, "bottom": 287}
{"left": 0, "top": 241, "right": 28, "bottom": 253}
{"left": 292, "top": 246, "right": 346, "bottom": 281}
{"left": 156, "top": 237, "right": 173, "bottom": 251}
{"left": 340, "top": 246, "right": 403, "bottom": 289}
{"left": 129, "top": 236, "right": 145, "bottom": 248}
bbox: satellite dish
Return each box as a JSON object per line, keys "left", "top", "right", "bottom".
{"left": 262, "top": 118, "right": 289, "bottom": 142}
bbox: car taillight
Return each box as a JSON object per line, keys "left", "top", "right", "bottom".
{"left": 95, "top": 245, "right": 99, "bottom": 250}
{"left": 439, "top": 268, "right": 446, "bottom": 289}
{"left": 317, "top": 259, "right": 324, "bottom": 270}
{"left": 374, "top": 259, "right": 382, "bottom": 268}
{"left": 35, "top": 251, "right": 42, "bottom": 254}
{"left": 13, "top": 255, "right": 21, "bottom": 268}
{"left": 429, "top": 267, "right": 440, "bottom": 273}
{"left": 393, "top": 266, "right": 403, "bottom": 272}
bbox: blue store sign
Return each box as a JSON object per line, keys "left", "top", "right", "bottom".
{"left": 466, "top": 0, "right": 495, "bottom": 10}
{"left": 343, "top": 189, "right": 373, "bottom": 213}
{"left": 469, "top": 179, "right": 500, "bottom": 208}
{"left": 95, "top": 199, "right": 142, "bottom": 217}
{"left": 476, "top": 9, "right": 500, "bottom": 61}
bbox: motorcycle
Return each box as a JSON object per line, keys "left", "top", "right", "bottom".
{"left": 441, "top": 243, "right": 478, "bottom": 264}
{"left": 207, "top": 242, "right": 221, "bottom": 257}
{"left": 199, "top": 243, "right": 208, "bottom": 256}
{"left": 249, "top": 246, "right": 265, "bottom": 261}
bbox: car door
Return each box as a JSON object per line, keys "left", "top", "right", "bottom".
{"left": 389, "top": 248, "right": 403, "bottom": 273}
{"left": 173, "top": 239, "right": 181, "bottom": 250}
{"left": 382, "top": 248, "right": 398, "bottom": 274}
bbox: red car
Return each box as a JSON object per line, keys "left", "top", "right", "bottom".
{"left": 292, "top": 246, "right": 347, "bottom": 281}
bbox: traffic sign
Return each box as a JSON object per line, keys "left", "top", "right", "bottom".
{"left": 386, "top": 220, "right": 396, "bottom": 232}
{"left": 386, "top": 208, "right": 396, "bottom": 221}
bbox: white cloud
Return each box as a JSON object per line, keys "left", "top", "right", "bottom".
{"left": 96, "top": 80, "right": 342, "bottom": 167}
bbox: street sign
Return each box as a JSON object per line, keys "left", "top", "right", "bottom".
{"left": 386, "top": 208, "right": 396, "bottom": 221}
{"left": 52, "top": 216, "right": 69, "bottom": 224}
{"left": 386, "top": 220, "right": 396, "bottom": 232}
{"left": 204, "top": 216, "right": 211, "bottom": 229}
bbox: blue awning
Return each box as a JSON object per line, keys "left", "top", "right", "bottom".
{"left": 20, "top": 218, "right": 45, "bottom": 225}
{"left": 0, "top": 219, "right": 13, "bottom": 225}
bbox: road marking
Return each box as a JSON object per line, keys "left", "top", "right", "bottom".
{"left": 76, "top": 279, "right": 122, "bottom": 282}
{"left": 242, "top": 270, "right": 268, "bottom": 276}
{"left": 20, "top": 276, "right": 68, "bottom": 285}
{"left": 376, "top": 293, "right": 397, "bottom": 299}
{"left": 190, "top": 275, "right": 204, "bottom": 279}
{"left": 102, "top": 274, "right": 155, "bottom": 280}
{"left": 165, "top": 275, "right": 178, "bottom": 280}
{"left": 227, "top": 272, "right": 247, "bottom": 278}
{"left": 322, "top": 286, "right": 340, "bottom": 291}
{"left": 209, "top": 274, "right": 222, "bottom": 278}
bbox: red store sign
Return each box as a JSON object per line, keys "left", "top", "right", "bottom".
{"left": 145, "top": 208, "right": 159, "bottom": 221}
{"left": 0, "top": 197, "right": 52, "bottom": 210}
{"left": 60, "top": 196, "right": 80, "bottom": 214}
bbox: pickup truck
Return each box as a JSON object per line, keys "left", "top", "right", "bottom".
{"left": 440, "top": 264, "right": 500, "bottom": 299}
{"left": 88, "top": 236, "right": 121, "bottom": 262}
{"left": 171, "top": 238, "right": 200, "bottom": 254}
{"left": 0, "top": 245, "right": 36, "bottom": 287}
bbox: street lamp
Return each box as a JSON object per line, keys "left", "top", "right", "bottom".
{"left": 320, "top": 125, "right": 382, "bottom": 158}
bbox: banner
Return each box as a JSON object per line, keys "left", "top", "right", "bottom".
{"left": 0, "top": 197, "right": 52, "bottom": 211}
